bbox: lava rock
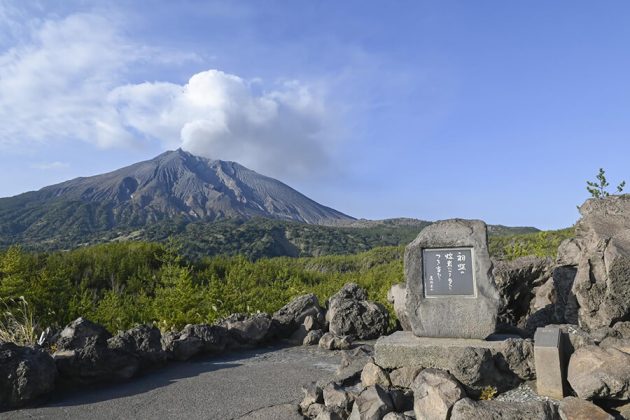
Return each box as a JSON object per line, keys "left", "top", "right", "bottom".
{"left": 326, "top": 283, "right": 389, "bottom": 340}
{"left": 335, "top": 345, "right": 373, "bottom": 385}
{"left": 411, "top": 368, "right": 466, "bottom": 420}
{"left": 56, "top": 317, "right": 111, "bottom": 350}
{"left": 319, "top": 332, "right": 352, "bottom": 351}
{"left": 450, "top": 398, "right": 557, "bottom": 420}
{"left": 303, "top": 329, "right": 324, "bottom": 346}
{"left": 561, "top": 196, "right": 630, "bottom": 330}
{"left": 388, "top": 283, "right": 411, "bottom": 331}
{"left": 361, "top": 360, "right": 391, "bottom": 388}
{"left": 568, "top": 345, "right": 630, "bottom": 400}
{"left": 493, "top": 256, "right": 554, "bottom": 331}
{"left": 108, "top": 324, "right": 167, "bottom": 369}
{"left": 272, "top": 294, "right": 325, "bottom": 338}
{"left": 218, "top": 313, "right": 273, "bottom": 346}
{"left": 323, "top": 382, "right": 353, "bottom": 417}
{"left": 161, "top": 330, "right": 203, "bottom": 361}
{"left": 558, "top": 397, "right": 613, "bottom": 420}
{"left": 348, "top": 384, "right": 394, "bottom": 420}
{"left": 0, "top": 342, "right": 57, "bottom": 409}
{"left": 300, "top": 382, "right": 324, "bottom": 413}
{"left": 54, "top": 317, "right": 139, "bottom": 383}
{"left": 390, "top": 366, "right": 423, "bottom": 389}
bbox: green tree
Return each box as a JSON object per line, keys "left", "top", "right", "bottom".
{"left": 587, "top": 168, "right": 626, "bottom": 198}
{"left": 152, "top": 262, "right": 209, "bottom": 330}
{"left": 0, "top": 246, "right": 32, "bottom": 300}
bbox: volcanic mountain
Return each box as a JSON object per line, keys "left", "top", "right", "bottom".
{"left": 0, "top": 149, "right": 354, "bottom": 246}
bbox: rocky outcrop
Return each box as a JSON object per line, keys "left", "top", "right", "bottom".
{"left": 558, "top": 397, "right": 613, "bottom": 420}
{"left": 272, "top": 294, "right": 325, "bottom": 339}
{"left": 0, "top": 342, "right": 57, "bottom": 409}
{"left": 559, "top": 196, "right": 630, "bottom": 330}
{"left": 161, "top": 330, "right": 203, "bottom": 361}
{"left": 53, "top": 318, "right": 140, "bottom": 383}
{"left": 348, "top": 385, "right": 394, "bottom": 420}
{"left": 217, "top": 313, "right": 273, "bottom": 346}
{"left": 319, "top": 333, "right": 352, "bottom": 351}
{"left": 300, "top": 382, "right": 324, "bottom": 413}
{"left": 334, "top": 345, "right": 373, "bottom": 385}
{"left": 496, "top": 338, "right": 535, "bottom": 381}
{"left": 161, "top": 324, "right": 229, "bottom": 361}
{"left": 361, "top": 360, "right": 391, "bottom": 388}
{"left": 289, "top": 315, "right": 323, "bottom": 345}
{"left": 56, "top": 317, "right": 111, "bottom": 350}
{"left": 493, "top": 256, "right": 553, "bottom": 330}
{"left": 387, "top": 283, "right": 410, "bottom": 331}
{"left": 303, "top": 329, "right": 324, "bottom": 346}
{"left": 326, "top": 283, "right": 389, "bottom": 340}
{"left": 568, "top": 345, "right": 630, "bottom": 400}
{"left": 108, "top": 324, "right": 167, "bottom": 369}
{"left": 323, "top": 382, "right": 354, "bottom": 418}
{"left": 389, "top": 366, "right": 423, "bottom": 389}
{"left": 411, "top": 368, "right": 465, "bottom": 420}
{"left": 450, "top": 398, "right": 558, "bottom": 420}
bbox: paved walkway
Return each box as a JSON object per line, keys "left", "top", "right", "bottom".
{"left": 6, "top": 345, "right": 341, "bottom": 420}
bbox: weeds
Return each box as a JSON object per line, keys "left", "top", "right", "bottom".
{"left": 479, "top": 386, "right": 498, "bottom": 400}
{"left": 0, "top": 296, "right": 39, "bottom": 346}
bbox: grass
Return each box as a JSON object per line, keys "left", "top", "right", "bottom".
{"left": 0, "top": 297, "right": 39, "bottom": 346}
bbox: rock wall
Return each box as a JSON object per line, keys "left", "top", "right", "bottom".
{"left": 559, "top": 195, "right": 630, "bottom": 330}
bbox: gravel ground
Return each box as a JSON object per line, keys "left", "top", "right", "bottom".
{"left": 495, "top": 381, "right": 559, "bottom": 405}
{"left": 5, "top": 344, "right": 342, "bottom": 420}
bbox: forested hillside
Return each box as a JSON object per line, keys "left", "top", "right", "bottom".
{"left": 2, "top": 214, "right": 540, "bottom": 260}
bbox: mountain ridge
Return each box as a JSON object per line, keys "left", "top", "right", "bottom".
{"left": 0, "top": 150, "right": 540, "bottom": 255}
{"left": 34, "top": 149, "right": 353, "bottom": 224}
{"left": 0, "top": 149, "right": 354, "bottom": 246}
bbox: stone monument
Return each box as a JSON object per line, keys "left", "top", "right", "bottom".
{"left": 375, "top": 219, "right": 529, "bottom": 397}
{"left": 405, "top": 219, "right": 500, "bottom": 339}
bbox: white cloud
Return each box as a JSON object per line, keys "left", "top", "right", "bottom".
{"left": 30, "top": 161, "right": 69, "bottom": 170}
{"left": 109, "top": 70, "right": 332, "bottom": 177}
{"left": 0, "top": 11, "right": 201, "bottom": 150}
{"left": 0, "top": 13, "right": 140, "bottom": 148}
{"left": 0, "top": 11, "right": 334, "bottom": 179}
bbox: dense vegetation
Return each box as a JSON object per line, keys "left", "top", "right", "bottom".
{"left": 0, "top": 242, "right": 405, "bottom": 336}
{"left": 0, "top": 226, "right": 572, "bottom": 342}
{"left": 2, "top": 214, "right": 539, "bottom": 260}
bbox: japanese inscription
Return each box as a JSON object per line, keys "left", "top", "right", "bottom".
{"left": 422, "top": 247, "right": 475, "bottom": 297}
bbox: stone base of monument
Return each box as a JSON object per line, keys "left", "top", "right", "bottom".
{"left": 374, "top": 331, "right": 534, "bottom": 396}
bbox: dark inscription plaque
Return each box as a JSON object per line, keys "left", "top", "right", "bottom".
{"left": 422, "top": 248, "right": 475, "bottom": 297}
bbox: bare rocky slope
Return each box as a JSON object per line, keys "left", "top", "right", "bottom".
{"left": 0, "top": 149, "right": 353, "bottom": 247}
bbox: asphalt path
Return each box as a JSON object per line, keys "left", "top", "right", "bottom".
{"left": 5, "top": 344, "right": 342, "bottom": 420}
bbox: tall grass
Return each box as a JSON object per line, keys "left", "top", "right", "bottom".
{"left": 0, "top": 297, "right": 39, "bottom": 346}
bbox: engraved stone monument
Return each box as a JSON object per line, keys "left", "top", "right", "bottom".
{"left": 405, "top": 219, "right": 500, "bottom": 339}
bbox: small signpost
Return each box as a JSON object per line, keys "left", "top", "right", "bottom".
{"left": 534, "top": 326, "right": 565, "bottom": 399}
{"left": 405, "top": 219, "right": 500, "bottom": 339}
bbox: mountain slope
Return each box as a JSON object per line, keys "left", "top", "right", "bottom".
{"left": 0, "top": 149, "right": 353, "bottom": 246}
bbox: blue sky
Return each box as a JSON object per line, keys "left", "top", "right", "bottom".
{"left": 1, "top": 1, "right": 629, "bottom": 230}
